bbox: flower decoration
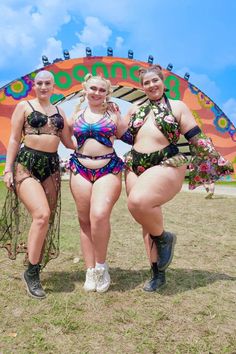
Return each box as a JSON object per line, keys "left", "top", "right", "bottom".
{"left": 213, "top": 115, "right": 230, "bottom": 133}
{"left": 197, "top": 92, "right": 214, "bottom": 109}
{"left": 5, "top": 78, "right": 32, "bottom": 100}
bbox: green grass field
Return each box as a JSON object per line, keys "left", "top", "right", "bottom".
{"left": 0, "top": 181, "right": 235, "bottom": 354}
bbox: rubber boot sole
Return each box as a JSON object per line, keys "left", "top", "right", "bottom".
{"left": 22, "top": 273, "right": 46, "bottom": 300}
{"left": 143, "top": 281, "right": 166, "bottom": 292}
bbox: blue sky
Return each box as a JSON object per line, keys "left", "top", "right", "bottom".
{"left": 1, "top": 0, "right": 236, "bottom": 157}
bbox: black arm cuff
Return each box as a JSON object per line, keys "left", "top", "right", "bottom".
{"left": 184, "top": 126, "right": 201, "bottom": 140}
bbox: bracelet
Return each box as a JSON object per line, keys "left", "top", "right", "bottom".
{"left": 184, "top": 126, "right": 201, "bottom": 141}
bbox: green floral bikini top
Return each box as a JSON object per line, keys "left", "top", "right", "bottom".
{"left": 128, "top": 95, "right": 181, "bottom": 144}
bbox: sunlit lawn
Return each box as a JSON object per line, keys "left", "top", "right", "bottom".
{"left": 0, "top": 180, "right": 235, "bottom": 354}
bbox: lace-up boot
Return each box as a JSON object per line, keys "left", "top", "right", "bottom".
{"left": 143, "top": 263, "right": 166, "bottom": 292}
{"left": 23, "top": 263, "right": 46, "bottom": 299}
{"left": 150, "top": 231, "right": 176, "bottom": 271}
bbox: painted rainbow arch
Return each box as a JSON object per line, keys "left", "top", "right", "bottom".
{"left": 0, "top": 56, "right": 235, "bottom": 178}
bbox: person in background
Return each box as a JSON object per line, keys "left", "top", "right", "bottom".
{"left": 122, "top": 64, "right": 233, "bottom": 292}
{"left": 68, "top": 74, "right": 125, "bottom": 293}
{"left": 204, "top": 182, "right": 215, "bottom": 199}
{"left": 0, "top": 70, "right": 74, "bottom": 299}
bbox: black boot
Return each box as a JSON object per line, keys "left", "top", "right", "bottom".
{"left": 150, "top": 231, "right": 176, "bottom": 271}
{"left": 143, "top": 263, "right": 166, "bottom": 292}
{"left": 23, "top": 263, "right": 46, "bottom": 299}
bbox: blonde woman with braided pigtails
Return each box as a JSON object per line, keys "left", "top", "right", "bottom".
{"left": 72, "top": 75, "right": 113, "bottom": 117}
{"left": 67, "top": 74, "right": 128, "bottom": 293}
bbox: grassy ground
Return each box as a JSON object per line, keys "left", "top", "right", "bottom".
{"left": 215, "top": 181, "right": 236, "bottom": 186}
{"left": 0, "top": 181, "right": 235, "bottom": 354}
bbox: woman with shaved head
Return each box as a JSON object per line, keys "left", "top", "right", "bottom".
{"left": 1, "top": 70, "right": 74, "bottom": 299}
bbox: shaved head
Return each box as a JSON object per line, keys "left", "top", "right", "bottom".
{"left": 34, "top": 70, "right": 55, "bottom": 83}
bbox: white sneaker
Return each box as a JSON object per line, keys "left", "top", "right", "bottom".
{"left": 96, "top": 264, "right": 111, "bottom": 293}
{"left": 83, "top": 268, "right": 96, "bottom": 292}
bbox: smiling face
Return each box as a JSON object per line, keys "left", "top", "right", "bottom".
{"left": 34, "top": 72, "right": 54, "bottom": 100}
{"left": 141, "top": 71, "right": 165, "bottom": 101}
{"left": 85, "top": 78, "right": 108, "bottom": 107}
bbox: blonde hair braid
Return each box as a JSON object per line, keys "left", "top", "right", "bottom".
{"left": 74, "top": 74, "right": 113, "bottom": 114}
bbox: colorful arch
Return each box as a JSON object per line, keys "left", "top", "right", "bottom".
{"left": 0, "top": 56, "right": 235, "bottom": 177}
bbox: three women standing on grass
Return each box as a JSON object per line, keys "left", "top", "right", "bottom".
{"left": 1, "top": 67, "right": 233, "bottom": 299}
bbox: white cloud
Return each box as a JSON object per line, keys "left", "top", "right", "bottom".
{"left": 1, "top": 0, "right": 236, "bottom": 113}
{"left": 175, "top": 67, "right": 220, "bottom": 102}
{"left": 0, "top": 5, "right": 35, "bottom": 56}
{"left": 115, "top": 36, "right": 124, "bottom": 50}
{"left": 69, "top": 16, "right": 113, "bottom": 58}
{"left": 222, "top": 98, "right": 236, "bottom": 127}
{"left": 40, "top": 37, "right": 64, "bottom": 63}
{"left": 69, "top": 0, "right": 135, "bottom": 28}
{"left": 77, "top": 17, "right": 112, "bottom": 48}
{"left": 0, "top": 4, "right": 114, "bottom": 80}
{"left": 0, "top": 2, "right": 70, "bottom": 72}
{"left": 70, "top": 43, "right": 87, "bottom": 59}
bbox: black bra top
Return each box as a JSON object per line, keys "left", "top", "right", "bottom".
{"left": 24, "top": 101, "right": 64, "bottom": 136}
